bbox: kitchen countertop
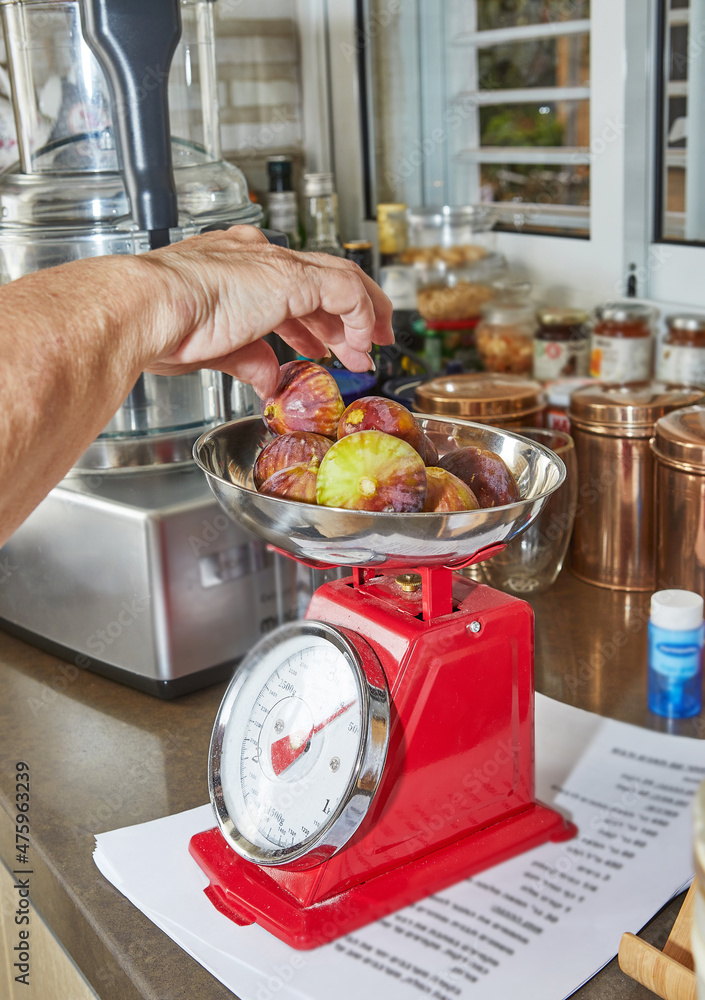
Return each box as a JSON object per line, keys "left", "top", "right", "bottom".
{"left": 0, "top": 566, "right": 701, "bottom": 1000}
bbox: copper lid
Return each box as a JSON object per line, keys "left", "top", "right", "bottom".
{"left": 652, "top": 405, "right": 705, "bottom": 471}
{"left": 343, "top": 240, "right": 373, "bottom": 250}
{"left": 569, "top": 381, "right": 703, "bottom": 432}
{"left": 414, "top": 373, "right": 544, "bottom": 418}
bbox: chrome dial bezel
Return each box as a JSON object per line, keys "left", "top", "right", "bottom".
{"left": 208, "top": 620, "right": 390, "bottom": 868}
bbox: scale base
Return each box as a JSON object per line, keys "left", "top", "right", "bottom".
{"left": 189, "top": 802, "right": 576, "bottom": 950}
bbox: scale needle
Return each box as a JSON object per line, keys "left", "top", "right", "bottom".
{"left": 270, "top": 701, "right": 356, "bottom": 776}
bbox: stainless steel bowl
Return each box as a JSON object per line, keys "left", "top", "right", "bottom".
{"left": 193, "top": 415, "right": 565, "bottom": 569}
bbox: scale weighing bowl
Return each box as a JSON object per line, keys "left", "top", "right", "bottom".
{"left": 194, "top": 415, "right": 565, "bottom": 570}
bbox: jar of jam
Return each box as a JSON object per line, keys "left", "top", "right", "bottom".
{"left": 534, "top": 308, "right": 590, "bottom": 380}
{"left": 589, "top": 302, "right": 657, "bottom": 383}
{"left": 657, "top": 314, "right": 705, "bottom": 388}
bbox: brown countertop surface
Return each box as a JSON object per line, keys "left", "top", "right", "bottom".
{"left": 0, "top": 567, "right": 701, "bottom": 1000}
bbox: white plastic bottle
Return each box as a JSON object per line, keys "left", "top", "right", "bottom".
{"left": 647, "top": 590, "right": 704, "bottom": 718}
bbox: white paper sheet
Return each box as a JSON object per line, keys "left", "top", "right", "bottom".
{"left": 94, "top": 695, "right": 705, "bottom": 1000}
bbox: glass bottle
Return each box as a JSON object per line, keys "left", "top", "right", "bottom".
{"left": 266, "top": 155, "right": 302, "bottom": 251}
{"left": 303, "top": 172, "right": 345, "bottom": 257}
{"left": 377, "top": 203, "right": 408, "bottom": 266}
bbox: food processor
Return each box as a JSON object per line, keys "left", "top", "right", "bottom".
{"left": 0, "top": 0, "right": 297, "bottom": 696}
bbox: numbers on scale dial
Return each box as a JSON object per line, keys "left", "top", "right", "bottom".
{"left": 238, "top": 644, "right": 363, "bottom": 850}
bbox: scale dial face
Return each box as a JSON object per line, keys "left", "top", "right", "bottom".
{"left": 209, "top": 621, "right": 390, "bottom": 868}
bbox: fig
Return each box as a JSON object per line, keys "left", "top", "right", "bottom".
{"left": 258, "top": 462, "right": 319, "bottom": 504}
{"left": 423, "top": 467, "right": 480, "bottom": 513}
{"left": 438, "top": 446, "right": 521, "bottom": 508}
{"left": 316, "top": 430, "right": 427, "bottom": 512}
{"left": 262, "top": 360, "right": 344, "bottom": 439}
{"left": 337, "top": 396, "right": 426, "bottom": 460}
{"left": 423, "top": 433, "right": 439, "bottom": 467}
{"left": 254, "top": 431, "right": 332, "bottom": 489}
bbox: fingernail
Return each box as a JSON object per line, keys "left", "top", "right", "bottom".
{"left": 366, "top": 352, "right": 376, "bottom": 372}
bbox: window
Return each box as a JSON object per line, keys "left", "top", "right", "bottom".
{"left": 317, "top": 0, "right": 705, "bottom": 309}
{"left": 362, "top": 0, "right": 591, "bottom": 236}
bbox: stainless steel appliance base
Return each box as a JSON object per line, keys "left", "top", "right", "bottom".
{"left": 0, "top": 617, "right": 239, "bottom": 699}
{"left": 0, "top": 466, "right": 297, "bottom": 697}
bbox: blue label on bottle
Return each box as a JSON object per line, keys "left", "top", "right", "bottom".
{"left": 655, "top": 642, "right": 702, "bottom": 658}
{"left": 649, "top": 623, "right": 704, "bottom": 681}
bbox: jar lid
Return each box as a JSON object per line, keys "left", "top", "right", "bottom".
{"left": 652, "top": 404, "right": 705, "bottom": 470}
{"left": 304, "top": 172, "right": 335, "bottom": 197}
{"left": 568, "top": 382, "right": 703, "bottom": 431}
{"left": 665, "top": 313, "right": 705, "bottom": 333}
{"left": 544, "top": 377, "right": 595, "bottom": 408}
{"left": 343, "top": 240, "right": 372, "bottom": 251}
{"left": 480, "top": 302, "right": 537, "bottom": 327}
{"left": 377, "top": 203, "right": 407, "bottom": 216}
{"left": 537, "top": 307, "right": 590, "bottom": 327}
{"left": 414, "top": 373, "right": 544, "bottom": 417}
{"left": 650, "top": 589, "right": 704, "bottom": 631}
{"left": 594, "top": 301, "right": 659, "bottom": 323}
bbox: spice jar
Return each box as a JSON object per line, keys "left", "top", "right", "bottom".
{"left": 569, "top": 383, "right": 703, "bottom": 591}
{"left": 534, "top": 308, "right": 590, "bottom": 381}
{"left": 589, "top": 302, "right": 657, "bottom": 383}
{"left": 656, "top": 314, "right": 705, "bottom": 388}
{"left": 414, "top": 373, "right": 545, "bottom": 428}
{"left": 652, "top": 405, "right": 705, "bottom": 594}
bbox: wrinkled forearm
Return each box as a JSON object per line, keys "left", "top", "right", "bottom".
{"left": 0, "top": 254, "right": 167, "bottom": 544}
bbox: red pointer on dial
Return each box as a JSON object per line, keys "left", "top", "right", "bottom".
{"left": 270, "top": 701, "right": 356, "bottom": 776}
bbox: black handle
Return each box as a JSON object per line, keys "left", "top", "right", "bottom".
{"left": 80, "top": 0, "right": 181, "bottom": 247}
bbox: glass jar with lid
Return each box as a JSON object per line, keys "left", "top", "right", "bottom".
{"left": 475, "top": 280, "right": 536, "bottom": 375}
{"left": 403, "top": 205, "right": 505, "bottom": 330}
{"left": 534, "top": 308, "right": 590, "bottom": 381}
{"left": 657, "top": 314, "right": 705, "bottom": 387}
{"left": 589, "top": 302, "right": 657, "bottom": 383}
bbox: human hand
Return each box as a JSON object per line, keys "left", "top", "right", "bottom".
{"left": 140, "top": 225, "right": 395, "bottom": 398}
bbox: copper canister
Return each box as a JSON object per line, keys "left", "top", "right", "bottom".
{"left": 652, "top": 405, "right": 705, "bottom": 593}
{"left": 413, "top": 373, "right": 545, "bottom": 427}
{"left": 568, "top": 383, "right": 703, "bottom": 591}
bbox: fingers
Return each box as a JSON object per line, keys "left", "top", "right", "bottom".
{"left": 302, "top": 265, "right": 391, "bottom": 355}
{"left": 287, "top": 250, "right": 395, "bottom": 348}
{"left": 214, "top": 340, "right": 282, "bottom": 399}
{"left": 270, "top": 319, "right": 330, "bottom": 361}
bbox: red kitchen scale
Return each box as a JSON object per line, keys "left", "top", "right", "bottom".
{"left": 190, "top": 415, "right": 577, "bottom": 949}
